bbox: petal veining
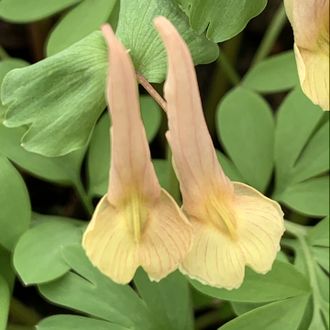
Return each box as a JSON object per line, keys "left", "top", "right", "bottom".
{"left": 155, "top": 16, "right": 285, "bottom": 289}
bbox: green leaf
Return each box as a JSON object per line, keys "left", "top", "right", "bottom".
{"left": 140, "top": 95, "right": 162, "bottom": 142}
{"left": 219, "top": 295, "right": 310, "bottom": 330}
{"left": 0, "top": 156, "right": 31, "bottom": 251}
{"left": 37, "top": 315, "right": 127, "bottom": 330}
{"left": 274, "top": 88, "right": 324, "bottom": 193}
{"left": 14, "top": 217, "right": 84, "bottom": 285}
{"left": 87, "top": 98, "right": 162, "bottom": 196}
{"left": 216, "top": 87, "right": 274, "bottom": 192}
{"left": 47, "top": 0, "right": 117, "bottom": 55}
{"left": 0, "top": 0, "right": 81, "bottom": 22}
{"left": 243, "top": 51, "right": 298, "bottom": 93}
{"left": 153, "top": 159, "right": 171, "bottom": 191}
{"left": 134, "top": 270, "right": 194, "bottom": 330}
{"left": 39, "top": 245, "right": 155, "bottom": 330}
{"left": 177, "top": 0, "right": 267, "bottom": 42}
{"left": 0, "top": 125, "right": 85, "bottom": 184}
{"left": 0, "top": 58, "right": 28, "bottom": 81}
{"left": 216, "top": 151, "right": 244, "bottom": 182}
{"left": 0, "top": 275, "right": 10, "bottom": 330}
{"left": 230, "top": 302, "right": 264, "bottom": 316}
{"left": 87, "top": 112, "right": 110, "bottom": 196}
{"left": 189, "top": 260, "right": 311, "bottom": 303}
{"left": 2, "top": 1, "right": 217, "bottom": 157}
{"left": 308, "top": 217, "right": 329, "bottom": 247}
{"left": 291, "top": 120, "right": 329, "bottom": 183}
{"left": 1, "top": 32, "right": 107, "bottom": 156}
{"left": 116, "top": 0, "right": 219, "bottom": 82}
{"left": 312, "top": 247, "right": 329, "bottom": 272}
{"left": 0, "top": 59, "right": 28, "bottom": 119}
{"left": 277, "top": 176, "right": 329, "bottom": 217}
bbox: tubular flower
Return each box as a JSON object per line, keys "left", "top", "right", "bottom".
{"left": 82, "top": 24, "right": 192, "bottom": 284}
{"left": 154, "top": 17, "right": 285, "bottom": 289}
{"left": 284, "top": 0, "right": 329, "bottom": 110}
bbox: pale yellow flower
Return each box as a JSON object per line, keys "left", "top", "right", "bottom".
{"left": 82, "top": 24, "right": 192, "bottom": 284}
{"left": 285, "top": 0, "right": 329, "bottom": 110}
{"left": 154, "top": 17, "right": 285, "bottom": 289}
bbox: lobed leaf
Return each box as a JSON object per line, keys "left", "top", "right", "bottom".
{"left": 0, "top": 156, "right": 31, "bottom": 251}
{"left": 116, "top": 0, "right": 218, "bottom": 82}
{"left": 217, "top": 87, "right": 274, "bottom": 192}
{"left": 47, "top": 0, "right": 117, "bottom": 55}
{"left": 0, "top": 0, "right": 81, "bottom": 22}
{"left": 37, "top": 315, "right": 127, "bottom": 330}
{"left": 277, "top": 177, "right": 329, "bottom": 217}
{"left": 243, "top": 51, "right": 298, "bottom": 93}
{"left": 14, "top": 216, "right": 84, "bottom": 285}
{"left": 177, "top": 0, "right": 267, "bottom": 42}
{"left": 39, "top": 245, "right": 156, "bottom": 330}
{"left": 190, "top": 260, "right": 311, "bottom": 303}
{"left": 1, "top": 32, "right": 107, "bottom": 156}
{"left": 134, "top": 270, "right": 194, "bottom": 330}
{"left": 274, "top": 87, "right": 324, "bottom": 193}
{"left": 0, "top": 125, "right": 85, "bottom": 184}
{"left": 219, "top": 295, "right": 310, "bottom": 330}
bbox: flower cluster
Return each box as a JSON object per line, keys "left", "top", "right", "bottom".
{"left": 82, "top": 17, "right": 285, "bottom": 289}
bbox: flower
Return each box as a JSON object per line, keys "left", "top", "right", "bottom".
{"left": 82, "top": 24, "right": 192, "bottom": 284}
{"left": 154, "top": 16, "right": 285, "bottom": 289}
{"left": 284, "top": 0, "right": 329, "bottom": 111}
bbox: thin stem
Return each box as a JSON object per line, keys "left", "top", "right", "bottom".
{"left": 218, "top": 48, "right": 240, "bottom": 86}
{"left": 9, "top": 298, "right": 41, "bottom": 326}
{"left": 0, "top": 46, "right": 9, "bottom": 60}
{"left": 0, "top": 277, "right": 11, "bottom": 330}
{"left": 204, "top": 33, "right": 242, "bottom": 138}
{"left": 284, "top": 220, "right": 308, "bottom": 237}
{"left": 74, "top": 180, "right": 94, "bottom": 216}
{"left": 251, "top": 3, "right": 287, "bottom": 67}
{"left": 136, "top": 73, "right": 167, "bottom": 112}
{"left": 195, "top": 309, "right": 221, "bottom": 329}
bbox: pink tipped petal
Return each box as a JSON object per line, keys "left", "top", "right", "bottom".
{"left": 139, "top": 189, "right": 193, "bottom": 281}
{"left": 155, "top": 17, "right": 285, "bottom": 289}
{"left": 233, "top": 183, "right": 285, "bottom": 274}
{"left": 180, "top": 183, "right": 285, "bottom": 289}
{"left": 82, "top": 196, "right": 139, "bottom": 284}
{"left": 154, "top": 17, "right": 232, "bottom": 206}
{"left": 180, "top": 222, "right": 246, "bottom": 289}
{"left": 284, "top": 0, "right": 329, "bottom": 110}
{"left": 83, "top": 190, "right": 192, "bottom": 283}
{"left": 101, "top": 24, "right": 160, "bottom": 204}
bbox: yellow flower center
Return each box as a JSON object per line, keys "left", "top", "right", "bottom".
{"left": 206, "top": 194, "right": 238, "bottom": 240}
{"left": 123, "top": 194, "right": 148, "bottom": 243}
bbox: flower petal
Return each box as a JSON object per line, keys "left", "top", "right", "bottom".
{"left": 294, "top": 44, "right": 329, "bottom": 111}
{"left": 180, "top": 221, "right": 245, "bottom": 289}
{"left": 101, "top": 24, "right": 160, "bottom": 205}
{"left": 284, "top": 0, "right": 329, "bottom": 110}
{"left": 139, "top": 189, "right": 192, "bottom": 281}
{"left": 154, "top": 17, "right": 231, "bottom": 206}
{"left": 82, "top": 195, "right": 139, "bottom": 284}
{"left": 290, "top": 0, "right": 329, "bottom": 50}
{"left": 233, "top": 183, "right": 285, "bottom": 273}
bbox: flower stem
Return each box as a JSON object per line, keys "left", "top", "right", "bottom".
{"left": 204, "top": 33, "right": 242, "bottom": 138}
{"left": 218, "top": 48, "right": 241, "bottom": 86}
{"left": 284, "top": 220, "right": 308, "bottom": 237}
{"left": 74, "top": 180, "right": 94, "bottom": 216}
{"left": 9, "top": 298, "right": 41, "bottom": 326}
{"left": 136, "top": 73, "right": 167, "bottom": 112}
{"left": 0, "top": 46, "right": 9, "bottom": 60}
{"left": 251, "top": 3, "right": 287, "bottom": 67}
